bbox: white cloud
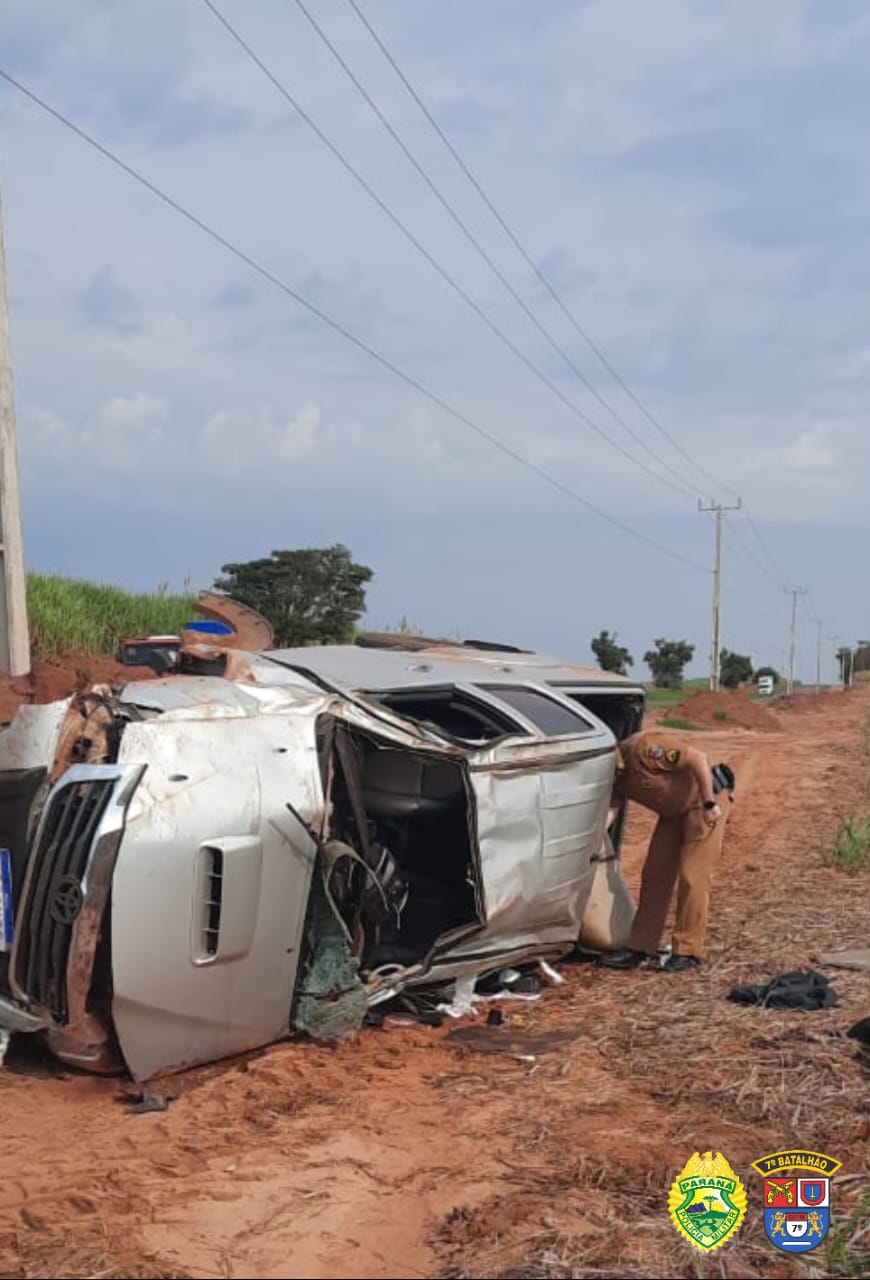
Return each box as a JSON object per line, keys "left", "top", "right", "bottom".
{"left": 100, "top": 393, "right": 168, "bottom": 430}
{"left": 95, "top": 315, "right": 216, "bottom": 378}
{"left": 199, "top": 401, "right": 323, "bottom": 478}
{"left": 8, "top": 0, "right": 870, "bottom": 680}
{"left": 781, "top": 426, "right": 837, "bottom": 472}
{"left": 27, "top": 407, "right": 73, "bottom": 451}
{"left": 26, "top": 393, "right": 171, "bottom": 475}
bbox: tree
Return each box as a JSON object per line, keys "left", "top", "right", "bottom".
{"left": 214, "top": 544, "right": 373, "bottom": 647}
{"left": 836, "top": 643, "right": 870, "bottom": 684}
{"left": 590, "top": 629, "right": 633, "bottom": 675}
{"left": 719, "top": 649, "right": 753, "bottom": 690}
{"left": 643, "top": 637, "right": 695, "bottom": 689}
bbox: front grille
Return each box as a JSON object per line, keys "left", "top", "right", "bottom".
{"left": 14, "top": 778, "right": 115, "bottom": 1021}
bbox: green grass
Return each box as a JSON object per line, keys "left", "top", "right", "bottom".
{"left": 713, "top": 710, "right": 729, "bottom": 722}
{"left": 824, "top": 813, "right": 870, "bottom": 872}
{"left": 643, "top": 677, "right": 707, "bottom": 709}
{"left": 26, "top": 573, "right": 198, "bottom": 660}
{"left": 825, "top": 1194, "right": 870, "bottom": 1277}
{"left": 643, "top": 687, "right": 684, "bottom": 708}
{"left": 660, "top": 717, "right": 699, "bottom": 731}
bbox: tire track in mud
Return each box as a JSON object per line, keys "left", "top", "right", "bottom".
{"left": 135, "top": 1049, "right": 524, "bottom": 1280}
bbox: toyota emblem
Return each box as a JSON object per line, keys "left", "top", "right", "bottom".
{"left": 50, "top": 876, "right": 84, "bottom": 925}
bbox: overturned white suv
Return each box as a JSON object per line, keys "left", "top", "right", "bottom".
{"left": 0, "top": 628, "right": 643, "bottom": 1080}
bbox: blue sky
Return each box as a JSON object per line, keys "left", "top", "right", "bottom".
{"left": 1, "top": 0, "right": 868, "bottom": 681}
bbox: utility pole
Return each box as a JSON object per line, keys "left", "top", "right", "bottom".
{"left": 830, "top": 635, "right": 841, "bottom": 687}
{"left": 0, "top": 178, "right": 30, "bottom": 675}
{"left": 785, "top": 587, "right": 807, "bottom": 695}
{"left": 698, "top": 498, "right": 742, "bottom": 692}
{"left": 814, "top": 619, "right": 823, "bottom": 693}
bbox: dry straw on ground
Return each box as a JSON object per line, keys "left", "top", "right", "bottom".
{"left": 0, "top": 1225, "right": 190, "bottom": 1280}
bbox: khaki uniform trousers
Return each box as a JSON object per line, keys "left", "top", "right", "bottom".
{"left": 627, "top": 800, "right": 732, "bottom": 958}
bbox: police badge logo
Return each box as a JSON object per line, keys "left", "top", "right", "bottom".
{"left": 751, "top": 1150, "right": 842, "bottom": 1253}
{"left": 668, "top": 1151, "right": 747, "bottom": 1252}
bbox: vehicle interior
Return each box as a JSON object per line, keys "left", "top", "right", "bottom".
{"left": 365, "top": 687, "right": 519, "bottom": 743}
{"left": 558, "top": 689, "right": 644, "bottom": 742}
{"left": 367, "top": 683, "right": 599, "bottom": 742}
{"left": 314, "top": 716, "right": 482, "bottom": 976}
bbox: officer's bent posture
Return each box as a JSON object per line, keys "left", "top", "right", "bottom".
{"left": 599, "top": 731, "right": 735, "bottom": 972}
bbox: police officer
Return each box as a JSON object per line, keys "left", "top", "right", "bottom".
{"left": 600, "top": 730, "right": 735, "bottom": 971}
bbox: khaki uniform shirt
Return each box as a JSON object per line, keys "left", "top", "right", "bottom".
{"left": 615, "top": 731, "right": 700, "bottom": 819}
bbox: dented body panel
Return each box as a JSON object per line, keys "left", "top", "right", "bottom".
{"left": 111, "top": 704, "right": 322, "bottom": 1081}
{"left": 0, "top": 643, "right": 639, "bottom": 1080}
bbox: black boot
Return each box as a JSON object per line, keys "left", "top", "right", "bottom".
{"left": 598, "top": 948, "right": 648, "bottom": 970}
{"left": 661, "top": 953, "right": 701, "bottom": 972}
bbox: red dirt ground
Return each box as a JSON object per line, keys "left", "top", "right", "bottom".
{"left": 0, "top": 655, "right": 155, "bottom": 723}
{"left": 0, "top": 690, "right": 868, "bottom": 1278}
{"left": 665, "top": 688, "right": 782, "bottom": 731}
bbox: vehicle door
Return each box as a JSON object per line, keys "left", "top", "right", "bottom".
{"left": 438, "top": 683, "right": 616, "bottom": 963}
{"left": 110, "top": 703, "right": 322, "bottom": 1079}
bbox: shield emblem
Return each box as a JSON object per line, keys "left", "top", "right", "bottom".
{"left": 753, "top": 1152, "right": 840, "bottom": 1256}
{"left": 763, "top": 1184, "right": 830, "bottom": 1253}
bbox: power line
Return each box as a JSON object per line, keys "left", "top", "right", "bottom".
{"left": 0, "top": 67, "right": 709, "bottom": 575}
{"left": 707, "top": 518, "right": 781, "bottom": 610}
{"left": 806, "top": 589, "right": 824, "bottom": 622}
{"left": 287, "top": 0, "right": 699, "bottom": 501}
{"left": 722, "top": 521, "right": 780, "bottom": 590}
{"left": 740, "top": 506, "right": 793, "bottom": 585}
{"left": 726, "top": 519, "right": 786, "bottom": 588}
{"left": 343, "top": 0, "right": 831, "bottom": 619}
{"left": 199, "top": 0, "right": 697, "bottom": 501}
{"left": 345, "top": 0, "right": 736, "bottom": 503}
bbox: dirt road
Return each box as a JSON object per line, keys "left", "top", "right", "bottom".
{"left": 1, "top": 692, "right": 868, "bottom": 1280}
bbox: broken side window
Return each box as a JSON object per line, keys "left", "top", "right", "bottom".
{"left": 476, "top": 686, "right": 596, "bottom": 737}
{"left": 556, "top": 690, "right": 645, "bottom": 742}
{"left": 367, "top": 688, "right": 518, "bottom": 743}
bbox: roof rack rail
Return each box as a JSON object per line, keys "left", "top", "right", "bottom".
{"left": 461, "top": 638, "right": 531, "bottom": 654}
{"left": 354, "top": 631, "right": 441, "bottom": 651}
{"left": 354, "top": 631, "right": 532, "bottom": 655}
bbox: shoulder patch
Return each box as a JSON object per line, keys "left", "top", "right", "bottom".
{"left": 647, "top": 743, "right": 665, "bottom": 760}
{"left": 666, "top": 747, "right": 681, "bottom": 764}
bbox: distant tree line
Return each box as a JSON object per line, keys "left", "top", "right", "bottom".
{"left": 208, "top": 545, "right": 783, "bottom": 691}
{"left": 590, "top": 629, "right": 780, "bottom": 691}
{"left": 836, "top": 643, "right": 870, "bottom": 683}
